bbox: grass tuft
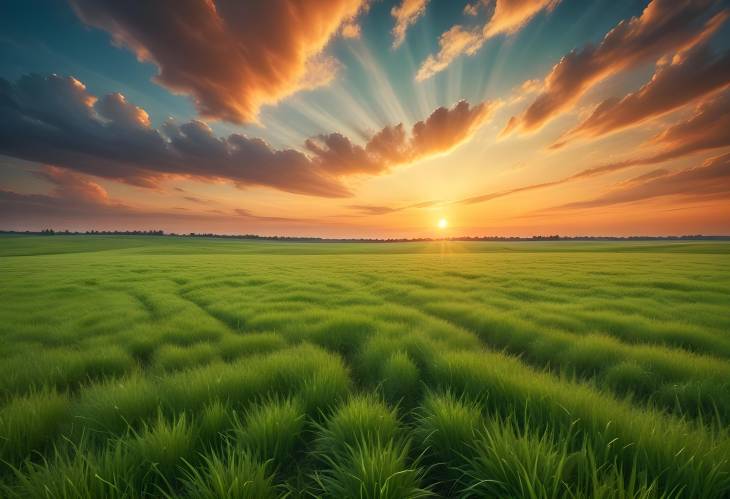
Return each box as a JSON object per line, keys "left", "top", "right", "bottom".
{"left": 314, "top": 438, "right": 431, "bottom": 499}
{"left": 174, "top": 446, "right": 278, "bottom": 499}
{"left": 233, "top": 396, "right": 304, "bottom": 467}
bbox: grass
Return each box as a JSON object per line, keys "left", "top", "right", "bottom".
{"left": 0, "top": 235, "right": 729, "bottom": 497}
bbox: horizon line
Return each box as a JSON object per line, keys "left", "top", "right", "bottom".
{"left": 2, "top": 229, "right": 729, "bottom": 243}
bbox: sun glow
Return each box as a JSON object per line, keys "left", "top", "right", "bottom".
{"left": 437, "top": 218, "right": 448, "bottom": 229}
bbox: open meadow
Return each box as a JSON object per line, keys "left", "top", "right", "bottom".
{"left": 0, "top": 235, "right": 729, "bottom": 498}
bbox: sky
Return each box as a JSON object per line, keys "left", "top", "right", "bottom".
{"left": 1, "top": 0, "right": 729, "bottom": 238}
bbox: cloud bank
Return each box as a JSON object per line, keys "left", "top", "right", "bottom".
{"left": 0, "top": 74, "right": 493, "bottom": 198}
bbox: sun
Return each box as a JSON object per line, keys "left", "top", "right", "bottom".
{"left": 437, "top": 218, "right": 448, "bottom": 229}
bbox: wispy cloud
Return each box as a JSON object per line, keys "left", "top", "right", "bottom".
{"left": 391, "top": 0, "right": 429, "bottom": 48}
{"left": 346, "top": 200, "right": 440, "bottom": 216}
{"left": 457, "top": 88, "right": 730, "bottom": 205}
{"left": 417, "top": 0, "right": 559, "bottom": 81}
{"left": 553, "top": 152, "right": 730, "bottom": 210}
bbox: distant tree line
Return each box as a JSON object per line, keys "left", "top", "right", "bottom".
{"left": 29, "top": 229, "right": 165, "bottom": 236}
{"left": 1, "top": 230, "right": 728, "bottom": 242}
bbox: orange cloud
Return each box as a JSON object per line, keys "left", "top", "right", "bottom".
{"left": 70, "top": 0, "right": 366, "bottom": 123}
{"left": 341, "top": 21, "right": 362, "bottom": 39}
{"left": 555, "top": 152, "right": 730, "bottom": 210}
{"left": 416, "top": 0, "right": 558, "bottom": 80}
{"left": 484, "top": 0, "right": 560, "bottom": 38}
{"left": 552, "top": 40, "right": 730, "bottom": 148}
{"left": 416, "top": 26, "right": 484, "bottom": 81}
{"left": 391, "top": 0, "right": 429, "bottom": 48}
{"left": 503, "top": 0, "right": 726, "bottom": 135}
{"left": 458, "top": 88, "right": 730, "bottom": 205}
{"left": 306, "top": 100, "right": 495, "bottom": 174}
{"left": 38, "top": 166, "right": 111, "bottom": 205}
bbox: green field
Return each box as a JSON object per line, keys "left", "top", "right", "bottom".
{"left": 1, "top": 236, "right": 729, "bottom": 498}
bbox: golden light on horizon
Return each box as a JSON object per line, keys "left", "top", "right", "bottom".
{"left": 437, "top": 218, "right": 448, "bottom": 229}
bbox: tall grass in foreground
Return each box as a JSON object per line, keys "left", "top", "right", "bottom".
{"left": 174, "top": 446, "right": 278, "bottom": 499}
{"left": 460, "top": 417, "right": 666, "bottom": 499}
{"left": 0, "top": 390, "right": 70, "bottom": 469}
{"left": 314, "top": 438, "right": 431, "bottom": 499}
{"left": 232, "top": 396, "right": 304, "bottom": 467}
{"left": 1, "top": 238, "right": 729, "bottom": 497}
{"left": 313, "top": 395, "right": 429, "bottom": 498}
{"left": 430, "top": 350, "right": 730, "bottom": 497}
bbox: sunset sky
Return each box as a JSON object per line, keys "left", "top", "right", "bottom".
{"left": 1, "top": 0, "right": 729, "bottom": 237}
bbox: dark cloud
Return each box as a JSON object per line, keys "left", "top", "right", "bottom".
{"left": 70, "top": 0, "right": 366, "bottom": 123}
{"left": 458, "top": 88, "right": 730, "bottom": 205}
{"left": 0, "top": 74, "right": 350, "bottom": 197}
{"left": 555, "top": 152, "right": 730, "bottom": 209}
{"left": 503, "top": 0, "right": 726, "bottom": 135}
{"left": 553, "top": 42, "right": 730, "bottom": 148}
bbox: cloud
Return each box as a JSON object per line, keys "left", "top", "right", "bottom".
{"left": 577, "top": 87, "right": 730, "bottom": 174}
{"left": 341, "top": 21, "right": 362, "bottom": 39}
{"left": 484, "top": 0, "right": 560, "bottom": 38}
{"left": 0, "top": 74, "right": 492, "bottom": 198}
{"left": 463, "top": 0, "right": 486, "bottom": 17}
{"left": 416, "top": 0, "right": 558, "bottom": 81}
{"left": 503, "top": 0, "right": 726, "bottom": 135}
{"left": 347, "top": 204, "right": 401, "bottom": 215}
{"left": 0, "top": 74, "right": 350, "bottom": 196}
{"left": 417, "top": 26, "right": 484, "bottom": 81}
{"left": 232, "top": 208, "right": 310, "bottom": 223}
{"left": 183, "top": 196, "right": 211, "bottom": 204}
{"left": 457, "top": 88, "right": 730, "bottom": 205}
{"left": 552, "top": 40, "right": 730, "bottom": 148}
{"left": 306, "top": 100, "right": 495, "bottom": 175}
{"left": 37, "top": 166, "right": 111, "bottom": 205}
{"left": 556, "top": 152, "right": 730, "bottom": 209}
{"left": 0, "top": 165, "right": 313, "bottom": 227}
{"left": 0, "top": 165, "right": 128, "bottom": 221}
{"left": 0, "top": 188, "right": 314, "bottom": 229}
{"left": 391, "top": 0, "right": 429, "bottom": 48}
{"left": 457, "top": 178, "right": 565, "bottom": 205}
{"left": 644, "top": 87, "right": 730, "bottom": 160}
{"left": 70, "top": 0, "right": 366, "bottom": 123}
{"left": 347, "top": 200, "right": 440, "bottom": 216}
